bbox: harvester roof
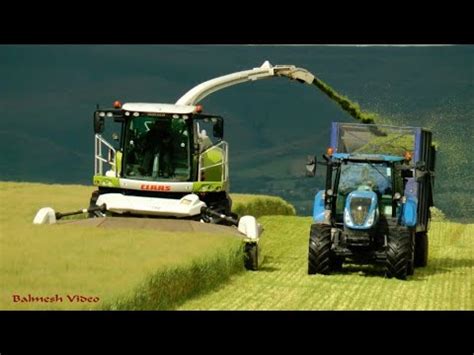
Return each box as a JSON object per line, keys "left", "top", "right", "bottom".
{"left": 122, "top": 103, "right": 197, "bottom": 115}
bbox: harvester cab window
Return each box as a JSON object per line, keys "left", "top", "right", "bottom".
{"left": 195, "top": 116, "right": 223, "bottom": 152}
{"left": 123, "top": 115, "right": 191, "bottom": 181}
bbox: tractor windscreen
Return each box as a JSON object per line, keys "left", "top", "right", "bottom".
{"left": 339, "top": 162, "right": 392, "bottom": 196}
{"left": 335, "top": 123, "right": 416, "bottom": 157}
{"left": 123, "top": 115, "right": 191, "bottom": 181}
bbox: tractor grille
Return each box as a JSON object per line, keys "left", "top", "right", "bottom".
{"left": 350, "top": 197, "right": 372, "bottom": 225}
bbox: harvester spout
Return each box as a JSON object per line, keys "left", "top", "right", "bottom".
{"left": 175, "top": 60, "right": 315, "bottom": 106}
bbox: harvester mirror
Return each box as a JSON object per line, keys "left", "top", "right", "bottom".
{"left": 94, "top": 112, "right": 105, "bottom": 134}
{"left": 212, "top": 117, "right": 224, "bottom": 139}
{"left": 306, "top": 155, "right": 317, "bottom": 177}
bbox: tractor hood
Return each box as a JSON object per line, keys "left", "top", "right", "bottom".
{"left": 343, "top": 189, "right": 379, "bottom": 230}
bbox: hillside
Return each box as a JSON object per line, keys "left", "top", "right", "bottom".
{"left": 0, "top": 45, "right": 472, "bottom": 220}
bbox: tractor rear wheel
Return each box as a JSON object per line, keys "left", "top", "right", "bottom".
{"left": 244, "top": 242, "right": 258, "bottom": 271}
{"left": 386, "top": 228, "right": 411, "bottom": 280}
{"left": 414, "top": 232, "right": 429, "bottom": 267}
{"left": 308, "top": 224, "right": 333, "bottom": 275}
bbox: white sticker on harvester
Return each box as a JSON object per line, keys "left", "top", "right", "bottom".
{"left": 386, "top": 168, "right": 391, "bottom": 177}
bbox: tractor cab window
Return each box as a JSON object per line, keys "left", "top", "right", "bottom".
{"left": 336, "top": 162, "right": 392, "bottom": 215}
{"left": 339, "top": 162, "right": 391, "bottom": 195}
{"left": 123, "top": 114, "right": 191, "bottom": 181}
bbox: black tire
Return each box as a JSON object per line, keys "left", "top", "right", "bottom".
{"left": 407, "top": 231, "right": 415, "bottom": 276}
{"left": 308, "top": 224, "right": 333, "bottom": 275}
{"left": 244, "top": 242, "right": 258, "bottom": 271}
{"left": 386, "top": 228, "right": 411, "bottom": 280}
{"left": 88, "top": 190, "right": 104, "bottom": 218}
{"left": 414, "top": 232, "right": 429, "bottom": 267}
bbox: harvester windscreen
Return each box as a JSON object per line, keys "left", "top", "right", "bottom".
{"left": 336, "top": 123, "right": 416, "bottom": 157}
{"left": 123, "top": 116, "right": 191, "bottom": 181}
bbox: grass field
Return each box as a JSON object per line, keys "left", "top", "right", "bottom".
{"left": 0, "top": 182, "right": 245, "bottom": 310}
{"left": 178, "top": 216, "right": 473, "bottom": 310}
{"left": 1, "top": 182, "right": 472, "bottom": 310}
{"left": 0, "top": 181, "right": 292, "bottom": 310}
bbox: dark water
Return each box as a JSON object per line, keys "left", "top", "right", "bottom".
{"left": 1, "top": 45, "right": 472, "bottom": 220}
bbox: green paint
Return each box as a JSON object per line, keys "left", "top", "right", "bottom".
{"left": 192, "top": 181, "right": 226, "bottom": 192}
{"left": 312, "top": 77, "right": 380, "bottom": 124}
{"left": 93, "top": 175, "right": 120, "bottom": 188}
{"left": 201, "top": 147, "right": 224, "bottom": 181}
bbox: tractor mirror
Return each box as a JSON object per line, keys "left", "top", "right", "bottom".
{"left": 415, "top": 161, "right": 426, "bottom": 170}
{"left": 213, "top": 118, "right": 224, "bottom": 139}
{"left": 306, "top": 155, "right": 317, "bottom": 177}
{"left": 94, "top": 112, "right": 105, "bottom": 134}
{"left": 415, "top": 160, "right": 427, "bottom": 181}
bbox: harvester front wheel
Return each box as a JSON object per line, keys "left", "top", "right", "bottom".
{"left": 308, "top": 224, "right": 333, "bottom": 275}
{"left": 88, "top": 190, "right": 104, "bottom": 218}
{"left": 244, "top": 242, "right": 259, "bottom": 271}
{"left": 386, "top": 228, "right": 411, "bottom": 280}
{"left": 414, "top": 232, "right": 429, "bottom": 267}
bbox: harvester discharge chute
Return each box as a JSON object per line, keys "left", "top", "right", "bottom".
{"left": 33, "top": 60, "right": 317, "bottom": 270}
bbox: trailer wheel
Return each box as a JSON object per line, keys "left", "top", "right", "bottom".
{"left": 386, "top": 229, "right": 411, "bottom": 280}
{"left": 244, "top": 242, "right": 258, "bottom": 271}
{"left": 414, "top": 232, "right": 429, "bottom": 267}
{"left": 407, "top": 231, "right": 415, "bottom": 276}
{"left": 308, "top": 224, "right": 332, "bottom": 275}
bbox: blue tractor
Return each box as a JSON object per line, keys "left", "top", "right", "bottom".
{"left": 306, "top": 123, "right": 436, "bottom": 280}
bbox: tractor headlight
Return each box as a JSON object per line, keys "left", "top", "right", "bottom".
{"left": 366, "top": 209, "right": 376, "bottom": 226}
{"left": 349, "top": 197, "right": 372, "bottom": 225}
{"left": 344, "top": 209, "right": 352, "bottom": 225}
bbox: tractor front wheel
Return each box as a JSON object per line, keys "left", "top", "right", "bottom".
{"left": 308, "top": 224, "right": 333, "bottom": 275}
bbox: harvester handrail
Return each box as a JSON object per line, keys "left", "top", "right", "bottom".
{"left": 198, "top": 141, "right": 228, "bottom": 182}
{"left": 94, "top": 134, "right": 117, "bottom": 176}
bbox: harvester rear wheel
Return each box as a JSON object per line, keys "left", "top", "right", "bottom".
{"left": 414, "top": 232, "right": 429, "bottom": 267}
{"left": 244, "top": 242, "right": 258, "bottom": 271}
{"left": 308, "top": 224, "right": 332, "bottom": 275}
{"left": 385, "top": 228, "right": 411, "bottom": 280}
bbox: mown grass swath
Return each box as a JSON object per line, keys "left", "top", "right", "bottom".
{"left": 179, "top": 216, "right": 473, "bottom": 310}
